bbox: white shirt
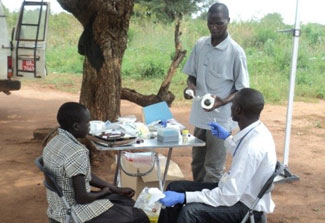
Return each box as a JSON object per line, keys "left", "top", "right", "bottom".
{"left": 186, "top": 121, "right": 277, "bottom": 213}
{"left": 182, "top": 35, "right": 249, "bottom": 131}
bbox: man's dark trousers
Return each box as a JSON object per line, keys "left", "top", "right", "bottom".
{"left": 158, "top": 180, "right": 263, "bottom": 223}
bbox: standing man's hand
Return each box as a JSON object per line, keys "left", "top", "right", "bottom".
{"left": 184, "top": 76, "right": 197, "bottom": 99}
{"left": 213, "top": 96, "right": 225, "bottom": 108}
{"left": 184, "top": 87, "right": 196, "bottom": 99}
{"left": 204, "top": 95, "right": 224, "bottom": 112}
{"left": 209, "top": 122, "right": 230, "bottom": 140}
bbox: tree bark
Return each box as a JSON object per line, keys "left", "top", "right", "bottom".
{"left": 56, "top": 0, "right": 135, "bottom": 165}
{"left": 58, "top": 0, "right": 135, "bottom": 122}
{"left": 121, "top": 16, "right": 186, "bottom": 107}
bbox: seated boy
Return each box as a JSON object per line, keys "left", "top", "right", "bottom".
{"left": 43, "top": 102, "right": 149, "bottom": 223}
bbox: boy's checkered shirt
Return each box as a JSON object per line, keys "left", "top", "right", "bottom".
{"left": 43, "top": 128, "right": 113, "bottom": 223}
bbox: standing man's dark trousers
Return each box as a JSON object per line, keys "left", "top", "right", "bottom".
{"left": 158, "top": 181, "right": 263, "bottom": 223}
{"left": 192, "top": 127, "right": 227, "bottom": 182}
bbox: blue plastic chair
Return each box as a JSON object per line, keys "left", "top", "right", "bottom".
{"left": 35, "top": 156, "right": 79, "bottom": 223}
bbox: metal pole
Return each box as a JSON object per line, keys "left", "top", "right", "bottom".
{"left": 277, "top": 0, "right": 301, "bottom": 183}
{"left": 162, "top": 147, "right": 173, "bottom": 190}
{"left": 283, "top": 0, "right": 301, "bottom": 166}
{"left": 114, "top": 151, "right": 122, "bottom": 186}
{"left": 155, "top": 152, "right": 163, "bottom": 191}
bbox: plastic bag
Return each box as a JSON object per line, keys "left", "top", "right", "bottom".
{"left": 134, "top": 187, "right": 165, "bottom": 223}
{"left": 123, "top": 152, "right": 155, "bottom": 167}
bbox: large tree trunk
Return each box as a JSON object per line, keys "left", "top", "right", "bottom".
{"left": 57, "top": 0, "right": 135, "bottom": 167}
{"left": 58, "top": 0, "right": 135, "bottom": 122}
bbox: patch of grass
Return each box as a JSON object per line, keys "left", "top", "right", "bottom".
{"left": 22, "top": 73, "right": 82, "bottom": 93}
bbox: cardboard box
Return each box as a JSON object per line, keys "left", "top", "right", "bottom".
{"left": 120, "top": 152, "right": 184, "bottom": 198}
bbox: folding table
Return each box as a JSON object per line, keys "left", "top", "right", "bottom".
{"left": 96, "top": 135, "right": 205, "bottom": 191}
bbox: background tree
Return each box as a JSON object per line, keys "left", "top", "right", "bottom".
{"left": 54, "top": 0, "right": 211, "bottom": 165}
{"left": 134, "top": 0, "right": 213, "bottom": 22}
{"left": 57, "top": 0, "right": 135, "bottom": 122}
{"left": 56, "top": 0, "right": 212, "bottom": 121}
{"left": 121, "top": 0, "right": 214, "bottom": 106}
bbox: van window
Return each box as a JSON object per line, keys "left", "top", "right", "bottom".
{"left": 16, "top": 4, "right": 48, "bottom": 41}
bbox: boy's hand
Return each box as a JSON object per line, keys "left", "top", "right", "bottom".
{"left": 209, "top": 122, "right": 230, "bottom": 140}
{"left": 101, "top": 187, "right": 112, "bottom": 195}
{"left": 115, "top": 187, "right": 135, "bottom": 198}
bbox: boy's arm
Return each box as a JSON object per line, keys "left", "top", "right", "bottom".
{"left": 90, "top": 173, "right": 135, "bottom": 198}
{"left": 90, "top": 173, "right": 111, "bottom": 189}
{"left": 73, "top": 174, "right": 111, "bottom": 204}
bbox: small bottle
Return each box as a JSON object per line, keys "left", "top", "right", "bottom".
{"left": 181, "top": 129, "right": 189, "bottom": 143}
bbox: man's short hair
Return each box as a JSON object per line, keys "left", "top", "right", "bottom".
{"left": 236, "top": 88, "right": 265, "bottom": 118}
{"left": 57, "top": 102, "right": 88, "bottom": 130}
{"left": 208, "top": 2, "right": 229, "bottom": 18}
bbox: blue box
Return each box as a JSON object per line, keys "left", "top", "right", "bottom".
{"left": 157, "top": 128, "right": 179, "bottom": 143}
{"left": 142, "top": 101, "right": 173, "bottom": 124}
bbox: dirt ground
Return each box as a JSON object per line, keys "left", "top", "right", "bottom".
{"left": 0, "top": 85, "right": 324, "bottom": 223}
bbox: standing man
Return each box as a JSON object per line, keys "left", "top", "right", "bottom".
{"left": 183, "top": 2, "right": 249, "bottom": 182}
{"left": 158, "top": 88, "right": 277, "bottom": 223}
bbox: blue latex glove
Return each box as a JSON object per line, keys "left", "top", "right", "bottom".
{"left": 159, "top": 191, "right": 185, "bottom": 207}
{"left": 159, "top": 120, "right": 167, "bottom": 127}
{"left": 209, "top": 122, "right": 230, "bottom": 140}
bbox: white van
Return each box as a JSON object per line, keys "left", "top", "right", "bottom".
{"left": 0, "top": 0, "right": 49, "bottom": 94}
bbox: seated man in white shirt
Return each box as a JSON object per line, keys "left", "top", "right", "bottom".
{"left": 158, "top": 88, "right": 277, "bottom": 223}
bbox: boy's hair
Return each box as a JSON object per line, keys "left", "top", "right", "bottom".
{"left": 57, "top": 102, "right": 88, "bottom": 130}
{"left": 236, "top": 88, "right": 265, "bottom": 119}
{"left": 208, "top": 2, "right": 229, "bottom": 18}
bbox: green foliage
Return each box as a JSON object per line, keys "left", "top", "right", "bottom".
{"left": 260, "top": 13, "right": 285, "bottom": 27}
{"left": 304, "top": 23, "right": 324, "bottom": 45}
{"left": 45, "top": 12, "right": 83, "bottom": 74}
{"left": 140, "top": 61, "right": 166, "bottom": 78}
{"left": 3, "top": 5, "right": 18, "bottom": 32}
{"left": 134, "top": 0, "right": 212, "bottom": 23}
{"left": 4, "top": 8, "right": 325, "bottom": 103}
{"left": 46, "top": 46, "right": 84, "bottom": 73}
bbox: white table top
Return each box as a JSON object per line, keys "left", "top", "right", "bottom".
{"left": 95, "top": 135, "right": 206, "bottom": 151}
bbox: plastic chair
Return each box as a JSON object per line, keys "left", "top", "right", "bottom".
{"left": 241, "top": 161, "right": 284, "bottom": 223}
{"left": 34, "top": 156, "right": 80, "bottom": 223}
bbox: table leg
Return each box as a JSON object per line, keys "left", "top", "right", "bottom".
{"left": 114, "top": 150, "right": 122, "bottom": 186}
{"left": 155, "top": 152, "right": 163, "bottom": 191}
{"left": 162, "top": 147, "right": 173, "bottom": 190}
